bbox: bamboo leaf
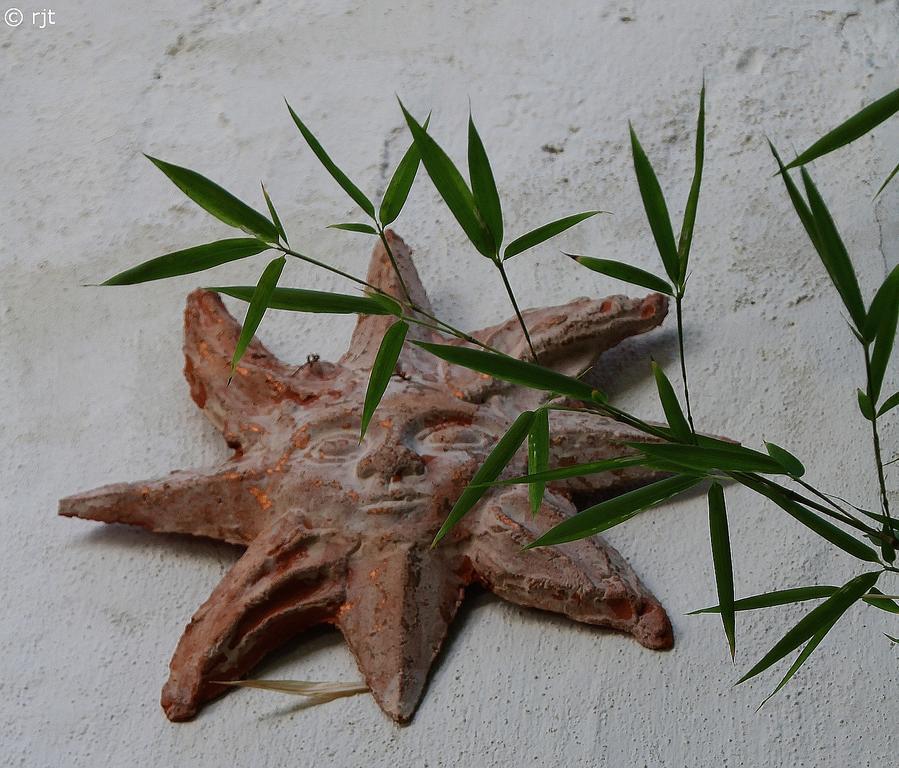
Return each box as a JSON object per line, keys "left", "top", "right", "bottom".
{"left": 885, "top": 633, "right": 899, "bottom": 644}
{"left": 857, "top": 506, "right": 898, "bottom": 527}
{"left": 678, "top": 81, "right": 705, "bottom": 283}
{"left": 785, "top": 87, "right": 899, "bottom": 169}
{"left": 413, "top": 340, "right": 603, "bottom": 402}
{"left": 260, "top": 182, "right": 288, "bottom": 245}
{"left": 764, "top": 441, "right": 805, "bottom": 477}
{"left": 378, "top": 114, "right": 430, "bottom": 227}
{"left": 360, "top": 321, "right": 408, "bottom": 439}
{"left": 875, "top": 160, "right": 899, "bottom": 198}
{"left": 863, "top": 587, "right": 899, "bottom": 614}
{"left": 629, "top": 124, "right": 680, "bottom": 283}
{"left": 689, "top": 585, "right": 839, "bottom": 615}
{"left": 651, "top": 361, "right": 692, "bottom": 439}
{"left": 801, "top": 168, "right": 866, "bottom": 330}
{"left": 285, "top": 101, "right": 375, "bottom": 219}
{"left": 568, "top": 255, "right": 673, "bottom": 295}
{"left": 871, "top": 328, "right": 898, "bottom": 406}
{"left": 230, "top": 255, "right": 285, "bottom": 371}
{"left": 737, "top": 570, "right": 880, "bottom": 684}
{"left": 432, "top": 411, "right": 536, "bottom": 545}
{"left": 858, "top": 389, "right": 875, "bottom": 421}
{"left": 103, "top": 238, "right": 269, "bottom": 285}
{"left": 736, "top": 474, "right": 881, "bottom": 563}
{"left": 503, "top": 211, "right": 603, "bottom": 261}
{"left": 468, "top": 114, "right": 503, "bottom": 251}
{"left": 708, "top": 482, "right": 735, "bottom": 658}
{"left": 212, "top": 286, "right": 394, "bottom": 316}
{"left": 757, "top": 615, "right": 839, "bottom": 707}
{"left": 145, "top": 156, "right": 279, "bottom": 242}
{"left": 482, "top": 456, "right": 646, "bottom": 487}
{"left": 877, "top": 390, "right": 899, "bottom": 416}
{"left": 635, "top": 442, "right": 783, "bottom": 474}
{"left": 527, "top": 408, "right": 550, "bottom": 515}
{"left": 367, "top": 292, "right": 405, "bottom": 316}
{"left": 863, "top": 265, "right": 899, "bottom": 341}
{"left": 527, "top": 475, "right": 702, "bottom": 548}
{"left": 768, "top": 141, "right": 822, "bottom": 254}
{"left": 867, "top": 265, "right": 899, "bottom": 402}
{"left": 327, "top": 222, "right": 378, "bottom": 234}
{"left": 694, "top": 434, "right": 755, "bottom": 452}
{"left": 399, "top": 101, "right": 495, "bottom": 258}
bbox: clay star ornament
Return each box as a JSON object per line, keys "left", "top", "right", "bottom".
{"left": 60, "top": 231, "right": 674, "bottom": 724}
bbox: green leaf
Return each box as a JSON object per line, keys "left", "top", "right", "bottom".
{"left": 260, "top": 182, "right": 288, "bottom": 245}
{"left": 678, "top": 81, "right": 705, "bottom": 283}
{"left": 885, "top": 633, "right": 899, "bottom": 644}
{"left": 399, "top": 101, "right": 495, "bottom": 258}
{"left": 413, "top": 340, "right": 603, "bottom": 402}
{"left": 877, "top": 390, "right": 899, "bottom": 416}
{"left": 863, "top": 587, "right": 899, "bottom": 614}
{"left": 635, "top": 442, "right": 783, "bottom": 474}
{"left": 483, "top": 456, "right": 646, "bottom": 487}
{"left": 871, "top": 331, "right": 898, "bottom": 407}
{"left": 211, "top": 286, "right": 395, "bottom": 316}
{"left": 378, "top": 114, "right": 430, "bottom": 227}
{"left": 103, "top": 238, "right": 269, "bottom": 285}
{"left": 230, "top": 255, "right": 285, "bottom": 371}
{"left": 856, "top": 506, "right": 898, "bottom": 527}
{"left": 367, "top": 292, "right": 405, "bottom": 316}
{"left": 858, "top": 388, "right": 875, "bottom": 421}
{"left": 736, "top": 474, "right": 882, "bottom": 563}
{"left": 327, "top": 222, "right": 378, "bottom": 234}
{"left": 433, "top": 411, "right": 536, "bottom": 545}
{"left": 629, "top": 124, "right": 680, "bottom": 283}
{"left": 568, "top": 255, "right": 673, "bottom": 295}
{"left": 527, "top": 408, "right": 550, "bottom": 515}
{"left": 694, "top": 434, "right": 753, "bottom": 452}
{"left": 651, "top": 361, "right": 692, "bottom": 440}
{"left": 875, "top": 160, "right": 899, "bottom": 199}
{"left": 145, "top": 156, "right": 279, "bottom": 243}
{"left": 764, "top": 441, "right": 805, "bottom": 477}
{"left": 801, "top": 168, "right": 866, "bottom": 330}
{"left": 468, "top": 115, "right": 503, "bottom": 252}
{"left": 757, "top": 615, "right": 839, "bottom": 707}
{"left": 707, "top": 482, "right": 735, "bottom": 658}
{"left": 503, "top": 211, "right": 602, "bottom": 261}
{"left": 737, "top": 571, "right": 880, "bottom": 684}
{"left": 785, "top": 87, "right": 899, "bottom": 170}
{"left": 768, "top": 141, "right": 822, "bottom": 254}
{"left": 360, "top": 321, "right": 408, "bottom": 439}
{"left": 285, "top": 101, "right": 375, "bottom": 219}
{"left": 527, "top": 475, "right": 702, "bottom": 548}
{"left": 689, "top": 585, "right": 839, "bottom": 615}
{"left": 864, "top": 264, "right": 899, "bottom": 341}
{"left": 867, "top": 265, "right": 899, "bottom": 402}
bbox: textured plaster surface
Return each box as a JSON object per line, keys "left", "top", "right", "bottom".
{"left": 2, "top": 1, "right": 898, "bottom": 766}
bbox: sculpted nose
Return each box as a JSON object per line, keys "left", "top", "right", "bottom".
{"left": 356, "top": 441, "right": 425, "bottom": 481}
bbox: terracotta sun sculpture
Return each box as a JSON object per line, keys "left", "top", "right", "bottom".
{"left": 60, "top": 231, "right": 674, "bottom": 724}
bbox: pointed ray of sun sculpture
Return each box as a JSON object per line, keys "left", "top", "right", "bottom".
{"left": 60, "top": 231, "right": 675, "bottom": 724}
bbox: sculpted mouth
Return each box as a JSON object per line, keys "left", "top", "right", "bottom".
{"left": 362, "top": 494, "right": 427, "bottom": 513}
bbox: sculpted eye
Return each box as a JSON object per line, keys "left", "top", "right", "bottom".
{"left": 307, "top": 432, "right": 363, "bottom": 461}
{"left": 416, "top": 424, "right": 491, "bottom": 451}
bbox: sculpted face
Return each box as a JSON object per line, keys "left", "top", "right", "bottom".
{"left": 60, "top": 232, "right": 676, "bottom": 724}
{"left": 265, "top": 364, "right": 504, "bottom": 536}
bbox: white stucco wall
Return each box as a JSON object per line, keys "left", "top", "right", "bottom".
{"left": 3, "top": 1, "right": 898, "bottom": 765}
